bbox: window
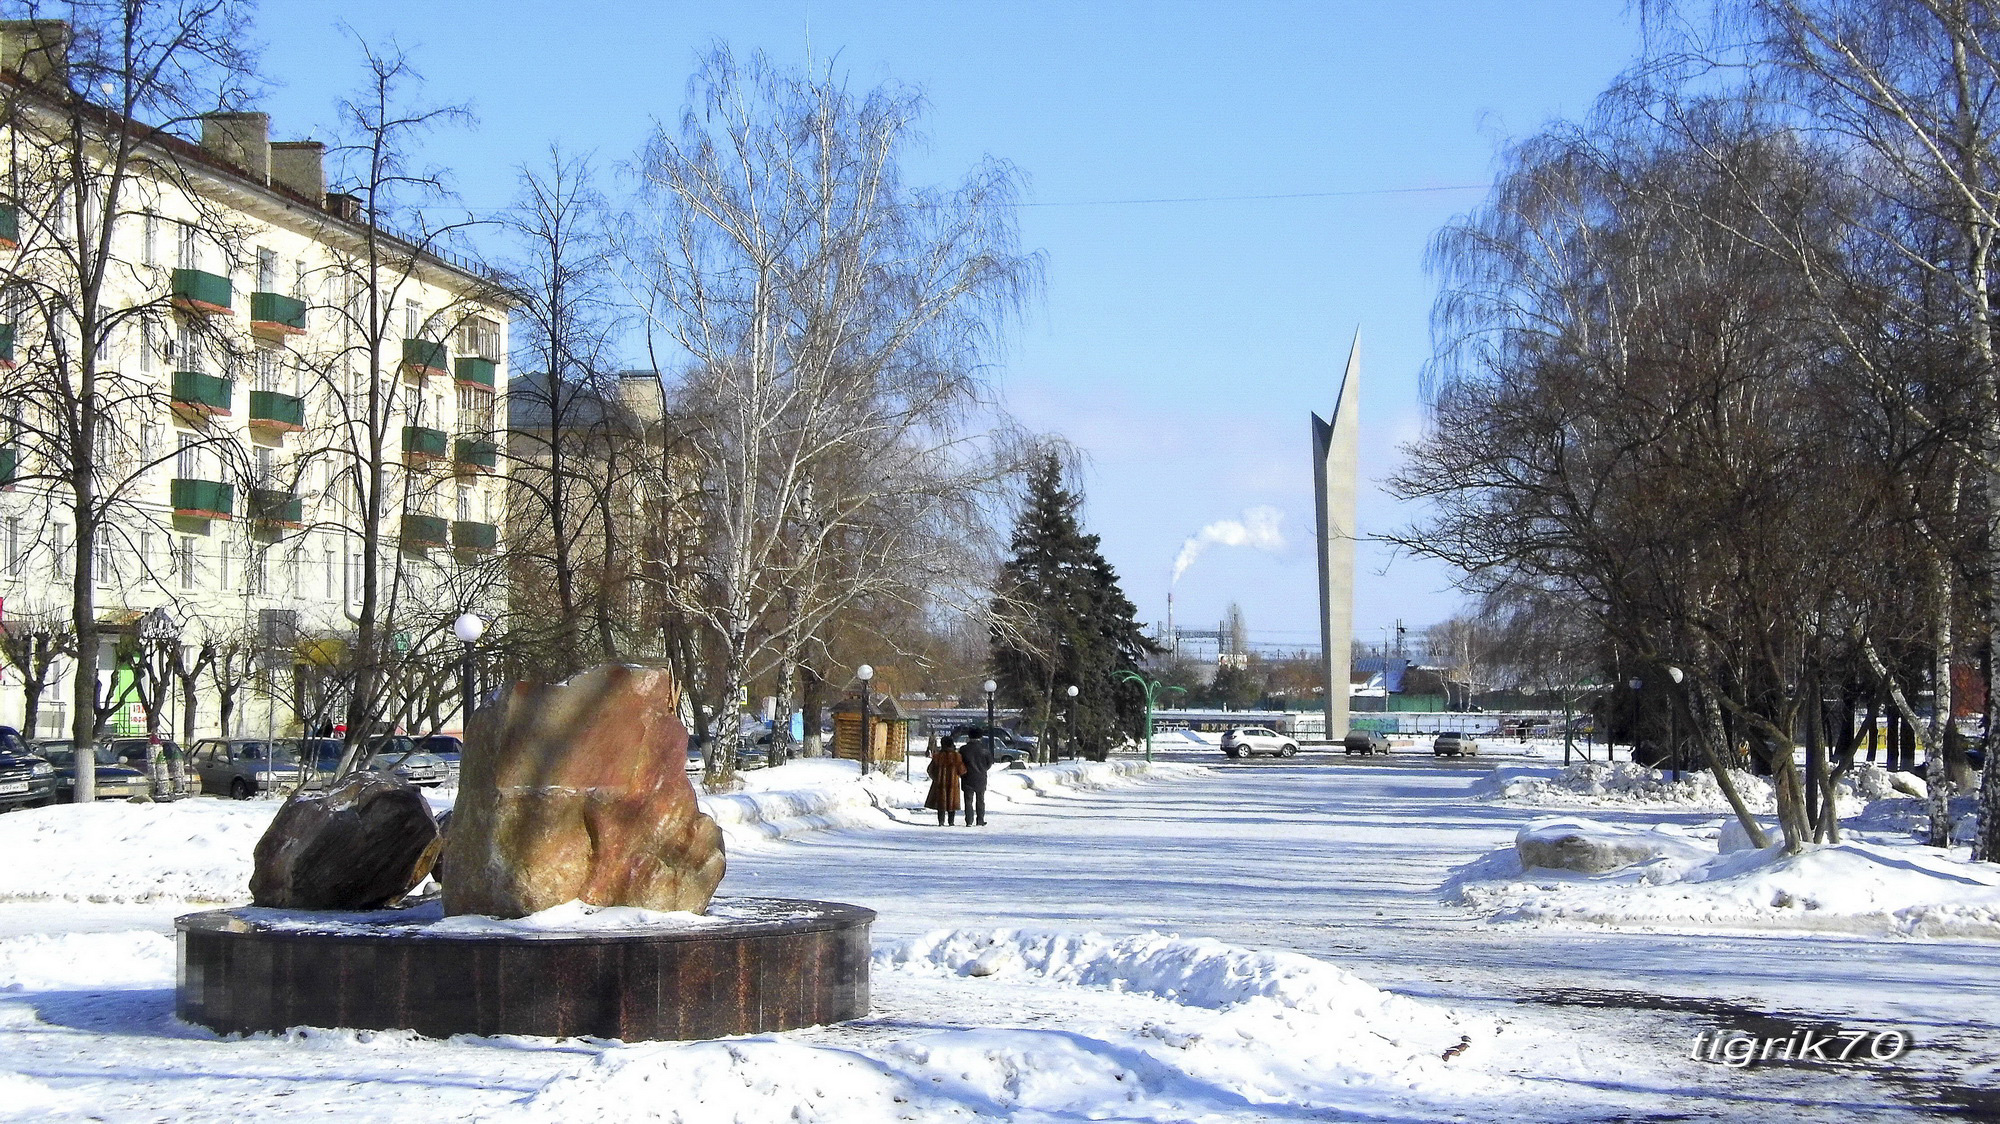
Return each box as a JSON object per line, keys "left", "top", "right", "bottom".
{"left": 52, "top": 524, "right": 68, "bottom": 579}
{"left": 92, "top": 532, "right": 111, "bottom": 585}
{"left": 248, "top": 546, "right": 267, "bottom": 596}
{"left": 173, "top": 537, "right": 195, "bottom": 590}
{"left": 256, "top": 247, "right": 277, "bottom": 292}
{"left": 457, "top": 316, "right": 500, "bottom": 361}
{"left": 139, "top": 318, "right": 154, "bottom": 373}
{"left": 174, "top": 324, "right": 199, "bottom": 372}
{"left": 176, "top": 433, "right": 198, "bottom": 478}
{"left": 217, "top": 532, "right": 231, "bottom": 590}
{"left": 405, "top": 300, "right": 421, "bottom": 339}
{"left": 255, "top": 347, "right": 281, "bottom": 393}
{"left": 177, "top": 224, "right": 199, "bottom": 271}
{"left": 253, "top": 445, "right": 274, "bottom": 485}
{"left": 456, "top": 384, "right": 494, "bottom": 436}
{"left": 3, "top": 517, "right": 18, "bottom": 576}
{"left": 138, "top": 530, "right": 152, "bottom": 576}
{"left": 455, "top": 486, "right": 471, "bottom": 523}
{"left": 284, "top": 545, "right": 300, "bottom": 592}
{"left": 142, "top": 211, "right": 158, "bottom": 267}
{"left": 322, "top": 547, "right": 336, "bottom": 599}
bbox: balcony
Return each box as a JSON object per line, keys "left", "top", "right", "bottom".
{"left": 249, "top": 291, "right": 307, "bottom": 337}
{"left": 401, "top": 425, "right": 448, "bottom": 466}
{"left": 401, "top": 338, "right": 448, "bottom": 379}
{"left": 453, "top": 437, "right": 498, "bottom": 473}
{"left": 247, "top": 487, "right": 302, "bottom": 527}
{"left": 454, "top": 356, "right": 496, "bottom": 390}
{"left": 0, "top": 203, "right": 16, "bottom": 249}
{"left": 171, "top": 478, "right": 233, "bottom": 520}
{"left": 247, "top": 389, "right": 304, "bottom": 433}
{"left": 0, "top": 447, "right": 15, "bottom": 487}
{"left": 170, "top": 268, "right": 233, "bottom": 316}
{"left": 0, "top": 323, "right": 13, "bottom": 369}
{"left": 170, "top": 370, "right": 232, "bottom": 421}
{"left": 400, "top": 513, "right": 448, "bottom": 549}
{"left": 452, "top": 520, "right": 497, "bottom": 553}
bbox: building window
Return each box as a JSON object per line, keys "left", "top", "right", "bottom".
{"left": 457, "top": 316, "right": 500, "bottom": 361}
{"left": 253, "top": 444, "right": 274, "bottom": 485}
{"left": 456, "top": 384, "right": 494, "bottom": 436}
{"left": 139, "top": 318, "right": 154, "bottom": 373}
{"left": 217, "top": 533, "right": 231, "bottom": 590}
{"left": 323, "top": 547, "right": 336, "bottom": 600}
{"left": 405, "top": 300, "right": 421, "bottom": 339}
{"left": 3, "top": 517, "right": 19, "bottom": 576}
{"left": 92, "top": 531, "right": 112, "bottom": 585}
{"left": 455, "top": 486, "right": 471, "bottom": 524}
{"left": 248, "top": 546, "right": 267, "bottom": 596}
{"left": 176, "top": 433, "right": 198, "bottom": 478}
{"left": 142, "top": 211, "right": 158, "bottom": 267}
{"left": 255, "top": 347, "right": 282, "bottom": 393}
{"left": 177, "top": 223, "right": 199, "bottom": 271}
{"left": 173, "top": 537, "right": 195, "bottom": 590}
{"left": 52, "top": 524, "right": 68, "bottom": 579}
{"left": 139, "top": 529, "right": 153, "bottom": 576}
{"left": 173, "top": 324, "right": 199, "bottom": 371}
{"left": 256, "top": 247, "right": 277, "bottom": 292}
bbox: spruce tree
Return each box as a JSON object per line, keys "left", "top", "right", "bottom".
{"left": 991, "top": 454, "right": 1155, "bottom": 759}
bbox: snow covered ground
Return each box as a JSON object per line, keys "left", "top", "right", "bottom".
{"left": 0, "top": 746, "right": 1994, "bottom": 1119}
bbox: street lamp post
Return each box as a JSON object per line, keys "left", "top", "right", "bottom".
{"left": 1627, "top": 677, "right": 1643, "bottom": 764}
{"left": 1065, "top": 684, "right": 1079, "bottom": 760}
{"left": 1665, "top": 666, "right": 1684, "bottom": 782}
{"left": 1114, "top": 671, "right": 1186, "bottom": 763}
{"left": 453, "top": 613, "right": 485, "bottom": 736}
{"left": 857, "top": 665, "right": 875, "bottom": 774}
{"left": 982, "top": 678, "right": 997, "bottom": 761}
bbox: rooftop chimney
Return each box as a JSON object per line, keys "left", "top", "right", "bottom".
{"left": 0, "top": 20, "right": 69, "bottom": 87}
{"left": 324, "top": 193, "right": 362, "bottom": 222}
{"left": 200, "top": 112, "right": 270, "bottom": 183}
{"left": 269, "top": 141, "right": 324, "bottom": 201}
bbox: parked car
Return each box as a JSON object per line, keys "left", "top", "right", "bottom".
{"left": 948, "top": 724, "right": 1028, "bottom": 763}
{"left": 1342, "top": 730, "right": 1390, "bottom": 756}
{"left": 362, "top": 736, "right": 450, "bottom": 787}
{"left": 35, "top": 739, "right": 152, "bottom": 802}
{"left": 102, "top": 735, "right": 182, "bottom": 771}
{"left": 190, "top": 738, "right": 310, "bottom": 799}
{"left": 0, "top": 727, "right": 57, "bottom": 810}
{"left": 1221, "top": 727, "right": 1299, "bottom": 759}
{"left": 1432, "top": 732, "right": 1479, "bottom": 757}
{"left": 415, "top": 735, "right": 464, "bottom": 773}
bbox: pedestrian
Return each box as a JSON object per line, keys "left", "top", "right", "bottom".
{"left": 925, "top": 734, "right": 966, "bottom": 826}
{"left": 959, "top": 726, "right": 994, "bottom": 827}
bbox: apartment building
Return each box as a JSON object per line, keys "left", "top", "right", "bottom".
{"left": 0, "top": 21, "right": 512, "bottom": 740}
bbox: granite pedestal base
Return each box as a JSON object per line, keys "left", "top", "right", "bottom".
{"left": 175, "top": 897, "right": 873, "bottom": 1041}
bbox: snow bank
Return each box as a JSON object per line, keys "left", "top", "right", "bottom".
{"left": 0, "top": 799, "right": 276, "bottom": 903}
{"left": 507, "top": 928, "right": 1513, "bottom": 1123}
{"left": 1514, "top": 817, "right": 1712, "bottom": 873}
{"left": 1457, "top": 836, "right": 2000, "bottom": 938}
{"left": 1478, "top": 760, "right": 1880, "bottom": 817}
{"left": 0, "top": 930, "right": 174, "bottom": 991}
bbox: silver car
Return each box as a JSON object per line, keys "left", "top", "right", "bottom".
{"left": 363, "top": 736, "right": 449, "bottom": 787}
{"left": 191, "top": 738, "right": 310, "bottom": 799}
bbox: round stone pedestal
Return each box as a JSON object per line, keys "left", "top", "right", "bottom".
{"left": 175, "top": 897, "right": 873, "bottom": 1041}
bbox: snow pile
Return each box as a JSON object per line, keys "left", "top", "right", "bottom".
{"left": 1456, "top": 835, "right": 2000, "bottom": 937}
{"left": 0, "top": 931, "right": 175, "bottom": 991}
{"left": 0, "top": 1072, "right": 64, "bottom": 1120}
{"left": 1479, "top": 760, "right": 1872, "bottom": 817}
{"left": 1514, "top": 817, "right": 1713, "bottom": 874}
{"left": 1846, "top": 794, "right": 1981, "bottom": 846}
{"left": 0, "top": 799, "right": 276, "bottom": 903}
{"left": 508, "top": 928, "right": 1516, "bottom": 1123}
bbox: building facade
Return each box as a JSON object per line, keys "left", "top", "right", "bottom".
{"left": 0, "top": 21, "right": 512, "bottom": 743}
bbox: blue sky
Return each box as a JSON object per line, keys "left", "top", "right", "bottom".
{"left": 254, "top": 0, "right": 1642, "bottom": 657}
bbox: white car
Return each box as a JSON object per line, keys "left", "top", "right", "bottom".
{"left": 1220, "top": 727, "right": 1298, "bottom": 759}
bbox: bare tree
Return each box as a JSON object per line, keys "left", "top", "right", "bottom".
{"left": 630, "top": 48, "right": 1038, "bottom": 785}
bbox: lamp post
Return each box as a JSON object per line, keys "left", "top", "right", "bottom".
{"left": 982, "top": 678, "right": 997, "bottom": 761}
{"left": 857, "top": 664, "right": 875, "bottom": 774}
{"left": 1627, "top": 677, "right": 1643, "bottom": 764}
{"left": 453, "top": 612, "right": 485, "bottom": 736}
{"left": 1114, "top": 671, "right": 1186, "bottom": 763}
{"left": 1665, "top": 666, "right": 1684, "bottom": 782}
{"left": 1065, "top": 684, "right": 1079, "bottom": 760}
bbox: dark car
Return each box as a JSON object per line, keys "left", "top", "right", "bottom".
{"left": 1343, "top": 730, "right": 1390, "bottom": 756}
{"left": 0, "top": 727, "right": 57, "bottom": 810}
{"left": 35, "top": 739, "right": 152, "bottom": 802}
{"left": 948, "top": 724, "right": 1028, "bottom": 763}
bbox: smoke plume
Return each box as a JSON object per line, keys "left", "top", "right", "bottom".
{"left": 1172, "top": 506, "right": 1285, "bottom": 585}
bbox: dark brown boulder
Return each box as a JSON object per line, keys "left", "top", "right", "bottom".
{"left": 442, "top": 663, "right": 724, "bottom": 919}
{"left": 250, "top": 774, "right": 442, "bottom": 910}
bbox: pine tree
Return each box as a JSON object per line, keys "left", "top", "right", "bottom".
{"left": 990, "top": 455, "right": 1155, "bottom": 759}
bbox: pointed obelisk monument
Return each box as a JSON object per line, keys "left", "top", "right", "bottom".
{"left": 1311, "top": 332, "right": 1361, "bottom": 742}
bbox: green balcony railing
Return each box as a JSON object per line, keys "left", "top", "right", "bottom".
{"left": 454, "top": 356, "right": 496, "bottom": 389}
{"left": 171, "top": 478, "right": 233, "bottom": 519}
{"left": 402, "top": 338, "right": 448, "bottom": 376}
{"left": 248, "top": 487, "right": 302, "bottom": 526}
{"left": 170, "top": 268, "right": 232, "bottom": 314}
{"left": 0, "top": 203, "right": 17, "bottom": 247}
{"left": 0, "top": 323, "right": 14, "bottom": 366}
{"left": 0, "top": 447, "right": 16, "bottom": 486}
{"left": 249, "top": 291, "right": 307, "bottom": 334}
{"left": 453, "top": 437, "right": 498, "bottom": 471}
{"left": 402, "top": 425, "right": 447, "bottom": 460}
{"left": 170, "top": 370, "right": 233, "bottom": 417}
{"left": 248, "top": 389, "right": 304, "bottom": 431}
{"left": 401, "top": 512, "right": 448, "bottom": 548}
{"left": 452, "top": 520, "right": 497, "bottom": 552}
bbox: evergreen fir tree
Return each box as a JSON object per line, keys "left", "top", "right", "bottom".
{"left": 990, "top": 454, "right": 1156, "bottom": 759}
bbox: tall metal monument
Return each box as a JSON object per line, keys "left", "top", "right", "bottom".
{"left": 1311, "top": 332, "right": 1361, "bottom": 741}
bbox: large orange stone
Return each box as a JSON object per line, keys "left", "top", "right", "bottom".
{"left": 441, "top": 664, "right": 725, "bottom": 918}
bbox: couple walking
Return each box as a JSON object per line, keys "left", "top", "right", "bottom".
{"left": 924, "top": 733, "right": 992, "bottom": 826}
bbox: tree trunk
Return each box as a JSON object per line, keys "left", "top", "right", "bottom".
{"left": 801, "top": 663, "right": 823, "bottom": 758}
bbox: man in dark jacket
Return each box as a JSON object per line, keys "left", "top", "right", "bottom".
{"left": 959, "top": 729, "right": 995, "bottom": 826}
